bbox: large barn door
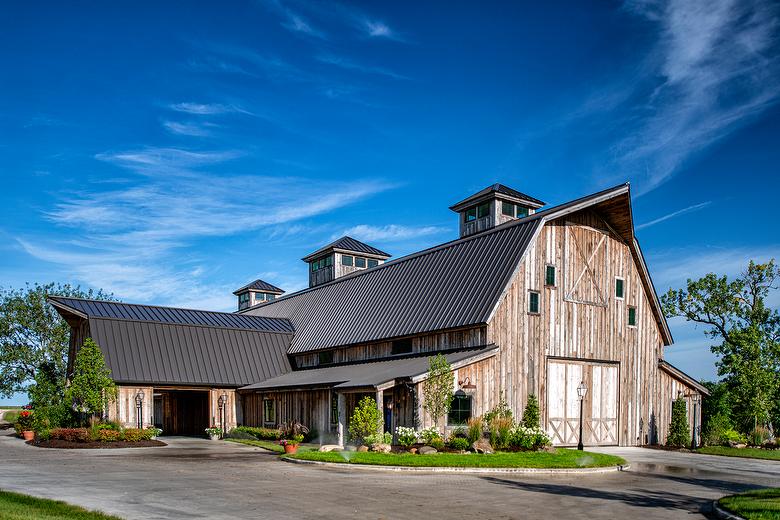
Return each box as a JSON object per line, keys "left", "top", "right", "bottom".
{"left": 564, "top": 222, "right": 608, "bottom": 306}
{"left": 546, "top": 360, "right": 619, "bottom": 446}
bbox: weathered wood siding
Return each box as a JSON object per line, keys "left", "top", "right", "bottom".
{"left": 293, "top": 326, "right": 488, "bottom": 368}
{"left": 109, "top": 385, "right": 154, "bottom": 428}
{"left": 487, "top": 210, "right": 675, "bottom": 446}
{"left": 655, "top": 369, "right": 702, "bottom": 445}
{"left": 243, "top": 389, "right": 332, "bottom": 436}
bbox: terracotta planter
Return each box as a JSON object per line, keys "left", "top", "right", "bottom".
{"left": 284, "top": 444, "right": 299, "bottom": 454}
{"left": 22, "top": 430, "right": 34, "bottom": 441}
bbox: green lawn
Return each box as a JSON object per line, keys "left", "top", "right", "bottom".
{"left": 719, "top": 488, "right": 780, "bottom": 520}
{"left": 697, "top": 446, "right": 780, "bottom": 461}
{"left": 2, "top": 410, "right": 19, "bottom": 423}
{"left": 287, "top": 448, "right": 626, "bottom": 468}
{"left": 0, "top": 490, "right": 121, "bottom": 520}
{"left": 225, "top": 438, "right": 319, "bottom": 454}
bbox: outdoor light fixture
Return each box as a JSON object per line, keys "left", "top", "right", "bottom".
{"left": 217, "top": 392, "right": 227, "bottom": 438}
{"left": 576, "top": 381, "right": 587, "bottom": 451}
{"left": 135, "top": 390, "right": 145, "bottom": 429}
{"left": 458, "top": 377, "right": 477, "bottom": 390}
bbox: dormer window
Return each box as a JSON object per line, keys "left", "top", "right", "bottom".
{"left": 233, "top": 279, "right": 285, "bottom": 311}
{"left": 310, "top": 255, "right": 333, "bottom": 272}
{"left": 450, "top": 184, "right": 545, "bottom": 238}
{"left": 367, "top": 259, "right": 378, "bottom": 268}
{"left": 238, "top": 292, "right": 250, "bottom": 310}
{"left": 465, "top": 207, "right": 477, "bottom": 222}
{"left": 342, "top": 255, "right": 353, "bottom": 266}
{"left": 502, "top": 201, "right": 529, "bottom": 218}
{"left": 355, "top": 257, "right": 366, "bottom": 268}
{"left": 478, "top": 202, "right": 490, "bottom": 218}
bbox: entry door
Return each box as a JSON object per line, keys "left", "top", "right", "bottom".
{"left": 546, "top": 360, "right": 619, "bottom": 446}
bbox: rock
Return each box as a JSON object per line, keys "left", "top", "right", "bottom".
{"left": 371, "top": 443, "right": 391, "bottom": 453}
{"left": 735, "top": 443, "right": 747, "bottom": 449}
{"left": 728, "top": 440, "right": 738, "bottom": 448}
{"left": 541, "top": 445, "right": 557, "bottom": 454}
{"left": 419, "top": 445, "right": 437, "bottom": 455}
{"left": 409, "top": 447, "right": 418, "bottom": 454}
{"left": 344, "top": 445, "right": 357, "bottom": 452}
{"left": 357, "top": 445, "right": 369, "bottom": 452}
{"left": 319, "top": 444, "right": 341, "bottom": 452}
{"left": 472, "top": 438, "right": 494, "bottom": 454}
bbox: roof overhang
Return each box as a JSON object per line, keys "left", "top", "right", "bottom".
{"left": 450, "top": 193, "right": 544, "bottom": 213}
{"left": 659, "top": 360, "right": 710, "bottom": 396}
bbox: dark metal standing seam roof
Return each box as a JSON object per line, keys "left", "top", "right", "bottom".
{"left": 245, "top": 219, "right": 542, "bottom": 354}
{"left": 449, "top": 183, "right": 547, "bottom": 210}
{"left": 302, "top": 235, "right": 391, "bottom": 261}
{"left": 232, "top": 279, "right": 285, "bottom": 295}
{"left": 49, "top": 297, "right": 294, "bottom": 333}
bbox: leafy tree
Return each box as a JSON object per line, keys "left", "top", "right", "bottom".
{"left": 422, "top": 354, "right": 454, "bottom": 426}
{"left": 661, "top": 260, "right": 780, "bottom": 432}
{"left": 666, "top": 397, "right": 690, "bottom": 447}
{"left": 348, "top": 396, "right": 382, "bottom": 445}
{"left": 522, "top": 394, "right": 541, "bottom": 428}
{"left": 65, "top": 338, "right": 117, "bottom": 418}
{"left": 0, "top": 283, "right": 115, "bottom": 400}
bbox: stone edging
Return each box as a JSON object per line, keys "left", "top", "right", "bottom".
{"left": 281, "top": 456, "right": 630, "bottom": 474}
{"left": 711, "top": 500, "right": 745, "bottom": 520}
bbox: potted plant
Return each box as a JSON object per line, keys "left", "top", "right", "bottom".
{"left": 279, "top": 434, "right": 304, "bottom": 454}
{"left": 205, "top": 426, "right": 222, "bottom": 440}
{"left": 16, "top": 410, "right": 35, "bottom": 441}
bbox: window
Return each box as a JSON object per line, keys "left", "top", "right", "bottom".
{"left": 355, "top": 257, "right": 366, "bottom": 268}
{"left": 528, "top": 291, "right": 540, "bottom": 314}
{"left": 545, "top": 265, "right": 556, "bottom": 286}
{"left": 342, "top": 255, "right": 354, "bottom": 267}
{"left": 254, "top": 292, "right": 265, "bottom": 303}
{"left": 448, "top": 392, "right": 472, "bottom": 425}
{"left": 465, "top": 207, "right": 477, "bottom": 222}
{"left": 615, "top": 278, "right": 625, "bottom": 299}
{"left": 311, "top": 255, "right": 333, "bottom": 272}
{"left": 267, "top": 294, "right": 275, "bottom": 301}
{"left": 515, "top": 205, "right": 529, "bottom": 218}
{"left": 318, "top": 351, "right": 333, "bottom": 365}
{"left": 477, "top": 202, "right": 490, "bottom": 219}
{"left": 501, "top": 201, "right": 514, "bottom": 216}
{"left": 325, "top": 255, "right": 333, "bottom": 267}
{"left": 330, "top": 393, "right": 338, "bottom": 426}
{"left": 238, "top": 292, "right": 250, "bottom": 309}
{"left": 391, "top": 338, "right": 413, "bottom": 355}
{"left": 263, "top": 399, "right": 276, "bottom": 425}
{"left": 367, "top": 259, "right": 378, "bottom": 268}
{"left": 628, "top": 306, "right": 637, "bottom": 327}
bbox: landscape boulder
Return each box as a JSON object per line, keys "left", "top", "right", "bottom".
{"left": 319, "top": 444, "right": 341, "bottom": 453}
{"left": 357, "top": 445, "right": 369, "bottom": 452}
{"left": 419, "top": 445, "right": 437, "bottom": 455}
{"left": 472, "top": 438, "right": 494, "bottom": 454}
{"left": 371, "top": 443, "right": 392, "bottom": 453}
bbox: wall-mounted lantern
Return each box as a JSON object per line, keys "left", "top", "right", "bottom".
{"left": 458, "top": 377, "right": 477, "bottom": 391}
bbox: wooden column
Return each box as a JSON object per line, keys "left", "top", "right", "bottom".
{"left": 337, "top": 392, "right": 346, "bottom": 447}
{"left": 376, "top": 389, "right": 383, "bottom": 433}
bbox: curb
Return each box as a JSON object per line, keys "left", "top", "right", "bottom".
{"left": 281, "top": 457, "right": 630, "bottom": 474}
{"left": 711, "top": 500, "right": 745, "bottom": 520}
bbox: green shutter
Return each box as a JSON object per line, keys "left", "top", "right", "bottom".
{"left": 545, "top": 265, "right": 556, "bottom": 286}
{"left": 616, "top": 278, "right": 624, "bottom": 298}
{"left": 628, "top": 307, "right": 636, "bottom": 326}
{"left": 529, "top": 292, "right": 539, "bottom": 313}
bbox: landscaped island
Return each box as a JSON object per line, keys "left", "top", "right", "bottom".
{"left": 0, "top": 489, "right": 121, "bottom": 520}
{"left": 718, "top": 488, "right": 780, "bottom": 520}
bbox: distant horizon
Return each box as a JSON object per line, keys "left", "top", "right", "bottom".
{"left": 3, "top": 1, "right": 780, "bottom": 404}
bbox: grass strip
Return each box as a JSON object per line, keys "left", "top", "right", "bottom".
{"left": 697, "top": 446, "right": 780, "bottom": 461}
{"left": 0, "top": 489, "right": 121, "bottom": 520}
{"left": 225, "top": 438, "right": 319, "bottom": 453}
{"left": 718, "top": 488, "right": 780, "bottom": 520}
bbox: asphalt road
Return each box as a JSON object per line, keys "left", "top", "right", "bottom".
{"left": 2, "top": 432, "right": 778, "bottom": 519}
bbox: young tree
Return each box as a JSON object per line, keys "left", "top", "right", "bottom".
{"left": 422, "top": 353, "right": 454, "bottom": 426}
{"left": 522, "top": 394, "right": 541, "bottom": 428}
{"left": 661, "top": 260, "right": 780, "bottom": 432}
{"left": 65, "top": 338, "right": 117, "bottom": 418}
{"left": 0, "top": 283, "right": 114, "bottom": 400}
{"left": 348, "top": 396, "right": 382, "bottom": 445}
{"left": 666, "top": 396, "right": 690, "bottom": 447}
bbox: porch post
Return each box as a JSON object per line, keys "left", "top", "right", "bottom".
{"left": 337, "top": 392, "right": 346, "bottom": 448}
{"left": 376, "top": 388, "right": 383, "bottom": 433}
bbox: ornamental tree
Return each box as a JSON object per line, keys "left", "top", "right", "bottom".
{"left": 422, "top": 353, "right": 454, "bottom": 426}
{"left": 65, "top": 338, "right": 117, "bottom": 418}
{"left": 348, "top": 396, "right": 382, "bottom": 445}
{"left": 666, "top": 396, "right": 690, "bottom": 447}
{"left": 522, "top": 394, "right": 541, "bottom": 428}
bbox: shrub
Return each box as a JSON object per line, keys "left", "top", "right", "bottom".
{"left": 364, "top": 432, "right": 392, "bottom": 446}
{"left": 49, "top": 428, "right": 89, "bottom": 442}
{"left": 146, "top": 426, "right": 162, "bottom": 438}
{"left": 510, "top": 425, "right": 552, "bottom": 451}
{"left": 466, "top": 417, "right": 483, "bottom": 444}
{"left": 96, "top": 421, "right": 121, "bottom": 431}
{"left": 99, "top": 429, "right": 122, "bottom": 442}
{"left": 231, "top": 426, "right": 281, "bottom": 440}
{"left": 36, "top": 429, "right": 51, "bottom": 442}
{"left": 449, "top": 426, "right": 467, "bottom": 439}
{"left": 395, "top": 426, "right": 418, "bottom": 448}
{"left": 666, "top": 397, "right": 690, "bottom": 448}
{"left": 749, "top": 426, "right": 772, "bottom": 446}
{"left": 522, "top": 394, "right": 540, "bottom": 428}
{"left": 448, "top": 437, "right": 470, "bottom": 451}
{"left": 348, "top": 397, "right": 382, "bottom": 445}
{"left": 429, "top": 437, "right": 445, "bottom": 450}
{"left": 418, "top": 426, "right": 442, "bottom": 445}
{"left": 489, "top": 416, "right": 514, "bottom": 450}
{"left": 123, "top": 428, "right": 149, "bottom": 442}
{"left": 225, "top": 429, "right": 257, "bottom": 440}
{"left": 483, "top": 395, "right": 513, "bottom": 424}
{"left": 703, "top": 412, "right": 732, "bottom": 446}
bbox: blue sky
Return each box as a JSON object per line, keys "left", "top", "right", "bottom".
{"left": 1, "top": 1, "right": 779, "bottom": 404}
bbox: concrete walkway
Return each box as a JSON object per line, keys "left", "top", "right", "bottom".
{"left": 1, "top": 432, "right": 778, "bottom": 519}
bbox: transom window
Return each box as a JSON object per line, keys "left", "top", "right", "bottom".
{"left": 615, "top": 278, "right": 625, "bottom": 299}
{"left": 528, "top": 291, "right": 540, "bottom": 314}
{"left": 391, "top": 338, "right": 413, "bottom": 355}
{"left": 448, "top": 392, "right": 472, "bottom": 425}
{"left": 263, "top": 399, "right": 276, "bottom": 425}
{"left": 545, "top": 265, "right": 556, "bottom": 286}
{"left": 342, "top": 255, "right": 354, "bottom": 266}
{"left": 628, "top": 306, "right": 637, "bottom": 327}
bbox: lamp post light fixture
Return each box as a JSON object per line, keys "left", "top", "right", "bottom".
{"left": 576, "top": 381, "right": 588, "bottom": 451}
{"left": 135, "top": 390, "right": 145, "bottom": 429}
{"left": 217, "top": 393, "right": 227, "bottom": 438}
{"left": 690, "top": 393, "right": 700, "bottom": 451}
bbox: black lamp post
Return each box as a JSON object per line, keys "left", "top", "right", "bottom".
{"left": 577, "top": 381, "right": 587, "bottom": 451}
{"left": 217, "top": 393, "right": 227, "bottom": 438}
{"left": 135, "top": 390, "right": 144, "bottom": 429}
{"left": 690, "top": 393, "right": 700, "bottom": 451}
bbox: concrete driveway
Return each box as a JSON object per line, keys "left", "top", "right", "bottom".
{"left": 1, "top": 432, "right": 778, "bottom": 520}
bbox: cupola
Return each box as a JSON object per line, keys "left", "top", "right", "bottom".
{"left": 233, "top": 279, "right": 285, "bottom": 311}
{"left": 302, "top": 236, "right": 390, "bottom": 288}
{"left": 449, "top": 183, "right": 545, "bottom": 238}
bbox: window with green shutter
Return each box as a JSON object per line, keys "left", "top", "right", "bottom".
{"left": 615, "top": 278, "right": 625, "bottom": 299}
{"left": 529, "top": 291, "right": 540, "bottom": 314}
{"left": 545, "top": 265, "right": 556, "bottom": 286}
{"left": 628, "top": 306, "right": 637, "bottom": 326}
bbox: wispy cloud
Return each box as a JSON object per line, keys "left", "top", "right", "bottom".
{"left": 162, "top": 120, "right": 215, "bottom": 137}
{"left": 259, "top": 0, "right": 327, "bottom": 39}
{"left": 614, "top": 0, "right": 780, "bottom": 194}
{"left": 95, "top": 147, "right": 241, "bottom": 176}
{"left": 168, "top": 102, "right": 252, "bottom": 115}
{"left": 364, "top": 20, "right": 393, "bottom": 38}
{"left": 316, "top": 53, "right": 409, "bottom": 80}
{"left": 335, "top": 224, "right": 446, "bottom": 242}
{"left": 636, "top": 201, "right": 712, "bottom": 230}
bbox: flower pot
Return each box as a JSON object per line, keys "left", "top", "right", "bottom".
{"left": 22, "top": 430, "right": 34, "bottom": 441}
{"left": 209, "top": 434, "right": 220, "bottom": 441}
{"left": 284, "top": 444, "right": 299, "bottom": 454}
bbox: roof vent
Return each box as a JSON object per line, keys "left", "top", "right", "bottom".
{"left": 449, "top": 183, "right": 545, "bottom": 238}
{"left": 302, "top": 236, "right": 391, "bottom": 288}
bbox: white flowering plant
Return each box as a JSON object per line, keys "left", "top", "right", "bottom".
{"left": 418, "top": 426, "right": 442, "bottom": 445}
{"left": 395, "top": 426, "right": 418, "bottom": 448}
{"left": 509, "top": 425, "right": 551, "bottom": 451}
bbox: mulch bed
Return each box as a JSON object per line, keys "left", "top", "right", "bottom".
{"left": 28, "top": 439, "right": 167, "bottom": 449}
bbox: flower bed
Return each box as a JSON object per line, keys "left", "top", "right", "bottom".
{"left": 27, "top": 425, "right": 165, "bottom": 449}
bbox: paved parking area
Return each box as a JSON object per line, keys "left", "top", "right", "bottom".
{"left": 2, "top": 432, "right": 778, "bottom": 519}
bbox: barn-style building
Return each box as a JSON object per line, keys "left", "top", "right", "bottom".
{"left": 51, "top": 183, "right": 707, "bottom": 446}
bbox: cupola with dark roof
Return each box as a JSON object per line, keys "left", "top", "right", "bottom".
{"left": 449, "top": 183, "right": 545, "bottom": 238}
{"left": 233, "top": 279, "right": 285, "bottom": 311}
{"left": 302, "top": 236, "right": 391, "bottom": 288}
